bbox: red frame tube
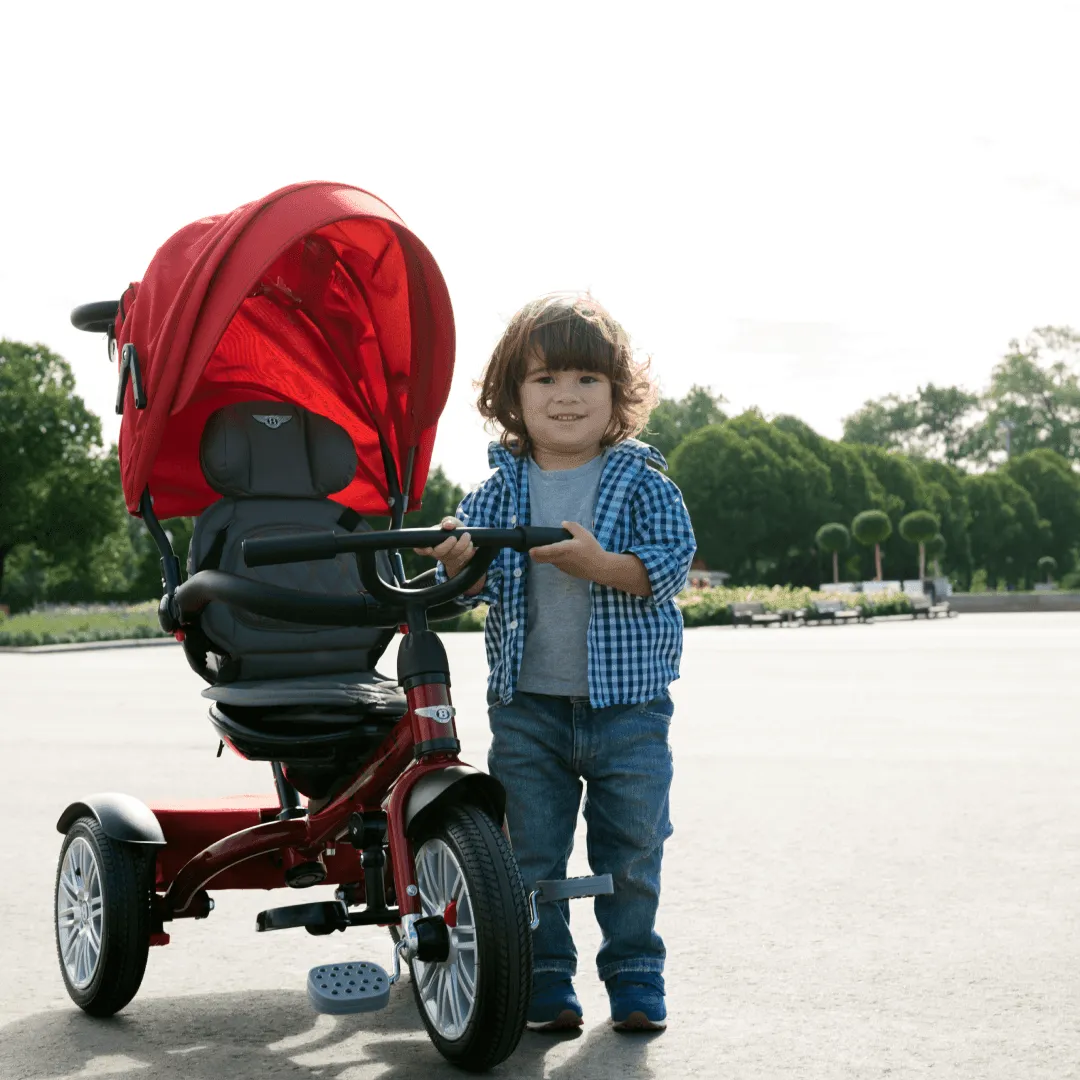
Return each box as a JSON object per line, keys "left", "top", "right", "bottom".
{"left": 162, "top": 676, "right": 463, "bottom": 920}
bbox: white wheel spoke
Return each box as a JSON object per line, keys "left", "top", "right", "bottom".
{"left": 59, "top": 874, "right": 79, "bottom": 904}
{"left": 417, "top": 962, "right": 438, "bottom": 993}
{"left": 448, "top": 968, "right": 462, "bottom": 1030}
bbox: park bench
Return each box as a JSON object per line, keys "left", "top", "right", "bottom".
{"left": 729, "top": 602, "right": 791, "bottom": 628}
{"left": 809, "top": 599, "right": 865, "bottom": 624}
{"left": 909, "top": 594, "right": 952, "bottom": 619}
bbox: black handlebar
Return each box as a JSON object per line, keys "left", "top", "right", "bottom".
{"left": 71, "top": 301, "right": 120, "bottom": 334}
{"left": 171, "top": 526, "right": 573, "bottom": 634}
{"left": 242, "top": 526, "right": 572, "bottom": 568}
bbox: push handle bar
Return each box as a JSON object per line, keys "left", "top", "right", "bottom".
{"left": 71, "top": 301, "right": 120, "bottom": 334}
{"left": 242, "top": 526, "right": 573, "bottom": 569}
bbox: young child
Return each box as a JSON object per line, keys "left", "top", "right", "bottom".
{"left": 418, "top": 293, "right": 696, "bottom": 1033}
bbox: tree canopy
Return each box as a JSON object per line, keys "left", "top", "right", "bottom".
{"left": 0, "top": 340, "right": 120, "bottom": 598}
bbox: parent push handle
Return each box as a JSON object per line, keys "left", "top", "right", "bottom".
{"left": 242, "top": 526, "right": 573, "bottom": 568}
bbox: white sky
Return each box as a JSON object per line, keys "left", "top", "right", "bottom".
{"left": 4, "top": 2, "right": 1080, "bottom": 489}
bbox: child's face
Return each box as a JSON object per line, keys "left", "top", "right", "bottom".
{"left": 519, "top": 348, "right": 613, "bottom": 463}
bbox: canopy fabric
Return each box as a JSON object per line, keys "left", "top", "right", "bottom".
{"left": 114, "top": 182, "right": 454, "bottom": 518}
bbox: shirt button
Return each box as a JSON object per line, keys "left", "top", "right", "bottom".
{"left": 513, "top": 568, "right": 522, "bottom": 578}
{"left": 509, "top": 620, "right": 518, "bottom": 630}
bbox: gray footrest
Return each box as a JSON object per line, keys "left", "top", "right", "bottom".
{"left": 307, "top": 961, "right": 391, "bottom": 1014}
{"left": 535, "top": 873, "right": 614, "bottom": 903}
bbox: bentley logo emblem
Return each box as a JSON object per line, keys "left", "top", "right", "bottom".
{"left": 253, "top": 414, "right": 292, "bottom": 429}
{"left": 415, "top": 705, "right": 456, "bottom": 724}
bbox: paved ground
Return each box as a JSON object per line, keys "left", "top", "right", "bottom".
{"left": 2, "top": 614, "right": 1079, "bottom": 1079}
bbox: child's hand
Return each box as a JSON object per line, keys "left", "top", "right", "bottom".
{"left": 414, "top": 517, "right": 487, "bottom": 596}
{"left": 414, "top": 517, "right": 476, "bottom": 577}
{"left": 529, "top": 521, "right": 610, "bottom": 582}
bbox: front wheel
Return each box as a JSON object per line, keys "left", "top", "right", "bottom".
{"left": 405, "top": 802, "right": 531, "bottom": 1071}
{"left": 54, "top": 817, "right": 153, "bottom": 1016}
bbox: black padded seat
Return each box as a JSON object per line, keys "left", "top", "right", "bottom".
{"left": 185, "top": 401, "right": 398, "bottom": 694}
{"left": 202, "top": 671, "right": 407, "bottom": 710}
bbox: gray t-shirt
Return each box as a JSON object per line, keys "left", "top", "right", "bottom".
{"left": 516, "top": 452, "right": 607, "bottom": 697}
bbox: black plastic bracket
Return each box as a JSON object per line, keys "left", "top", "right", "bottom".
{"left": 348, "top": 812, "right": 389, "bottom": 915}
{"left": 116, "top": 343, "right": 147, "bottom": 414}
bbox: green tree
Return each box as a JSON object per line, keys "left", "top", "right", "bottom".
{"left": 972, "top": 327, "right": 1080, "bottom": 465}
{"left": 724, "top": 412, "right": 832, "bottom": 584}
{"left": 669, "top": 424, "right": 792, "bottom": 583}
{"left": 841, "top": 395, "right": 917, "bottom": 450}
{"left": 962, "top": 473, "right": 1045, "bottom": 588}
{"left": 852, "top": 509, "right": 893, "bottom": 581}
{"left": 645, "top": 386, "right": 727, "bottom": 460}
{"left": 774, "top": 415, "right": 886, "bottom": 529}
{"left": 842, "top": 384, "right": 979, "bottom": 465}
{"left": 850, "top": 446, "right": 927, "bottom": 580}
{"left": 1004, "top": 449, "right": 1080, "bottom": 576}
{"left": 815, "top": 522, "right": 850, "bottom": 584}
{"left": 0, "top": 340, "right": 120, "bottom": 605}
{"left": 912, "top": 458, "right": 973, "bottom": 586}
{"left": 899, "top": 510, "right": 939, "bottom": 580}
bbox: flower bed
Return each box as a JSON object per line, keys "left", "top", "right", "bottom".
{"left": 677, "top": 585, "right": 911, "bottom": 627}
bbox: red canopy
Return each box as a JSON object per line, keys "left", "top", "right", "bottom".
{"left": 114, "top": 181, "right": 455, "bottom": 519}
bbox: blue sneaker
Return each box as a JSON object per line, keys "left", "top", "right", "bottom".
{"left": 606, "top": 973, "right": 667, "bottom": 1032}
{"left": 527, "top": 973, "right": 584, "bottom": 1032}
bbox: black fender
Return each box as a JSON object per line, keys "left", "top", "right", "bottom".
{"left": 404, "top": 766, "right": 506, "bottom": 837}
{"left": 56, "top": 792, "right": 166, "bottom": 846}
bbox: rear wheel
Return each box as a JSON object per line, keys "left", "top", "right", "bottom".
{"left": 55, "top": 817, "right": 153, "bottom": 1016}
{"left": 405, "top": 802, "right": 531, "bottom": 1071}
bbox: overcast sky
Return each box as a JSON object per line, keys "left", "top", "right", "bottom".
{"left": 5, "top": 2, "right": 1080, "bottom": 488}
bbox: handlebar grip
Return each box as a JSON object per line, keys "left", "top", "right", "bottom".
{"left": 518, "top": 527, "right": 572, "bottom": 548}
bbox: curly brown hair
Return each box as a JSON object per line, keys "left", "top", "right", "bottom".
{"left": 477, "top": 292, "right": 658, "bottom": 455}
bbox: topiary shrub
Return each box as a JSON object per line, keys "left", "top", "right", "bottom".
{"left": 900, "top": 510, "right": 940, "bottom": 580}
{"left": 852, "top": 510, "right": 893, "bottom": 582}
{"left": 815, "top": 523, "right": 851, "bottom": 584}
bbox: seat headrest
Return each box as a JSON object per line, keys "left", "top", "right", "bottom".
{"left": 200, "top": 402, "right": 357, "bottom": 498}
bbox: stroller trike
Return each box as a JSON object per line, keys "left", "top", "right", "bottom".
{"left": 55, "top": 183, "right": 610, "bottom": 1071}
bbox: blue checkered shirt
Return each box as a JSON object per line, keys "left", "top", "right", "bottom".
{"left": 436, "top": 439, "right": 696, "bottom": 708}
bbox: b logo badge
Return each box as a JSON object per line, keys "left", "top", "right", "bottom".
{"left": 415, "top": 705, "right": 456, "bottom": 724}
{"left": 253, "top": 414, "right": 292, "bottom": 430}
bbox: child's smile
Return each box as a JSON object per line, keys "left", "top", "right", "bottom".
{"left": 520, "top": 349, "right": 613, "bottom": 468}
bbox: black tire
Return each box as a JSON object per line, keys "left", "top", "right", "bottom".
{"left": 54, "top": 817, "right": 153, "bottom": 1016}
{"left": 405, "top": 802, "right": 531, "bottom": 1072}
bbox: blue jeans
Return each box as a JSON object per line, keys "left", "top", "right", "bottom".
{"left": 488, "top": 690, "right": 674, "bottom": 982}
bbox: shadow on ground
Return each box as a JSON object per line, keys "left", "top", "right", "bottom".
{"left": 0, "top": 987, "right": 657, "bottom": 1080}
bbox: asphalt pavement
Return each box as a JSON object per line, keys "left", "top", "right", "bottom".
{"left": 2, "top": 614, "right": 1079, "bottom": 1079}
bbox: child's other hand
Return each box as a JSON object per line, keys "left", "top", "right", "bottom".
{"left": 414, "top": 517, "right": 477, "bottom": 578}
{"left": 530, "top": 521, "right": 610, "bottom": 582}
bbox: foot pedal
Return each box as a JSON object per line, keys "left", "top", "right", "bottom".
{"left": 529, "top": 874, "right": 614, "bottom": 930}
{"left": 257, "top": 900, "right": 347, "bottom": 934}
{"left": 307, "top": 961, "right": 391, "bottom": 1014}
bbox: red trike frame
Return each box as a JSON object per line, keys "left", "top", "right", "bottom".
{"left": 156, "top": 671, "right": 472, "bottom": 930}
